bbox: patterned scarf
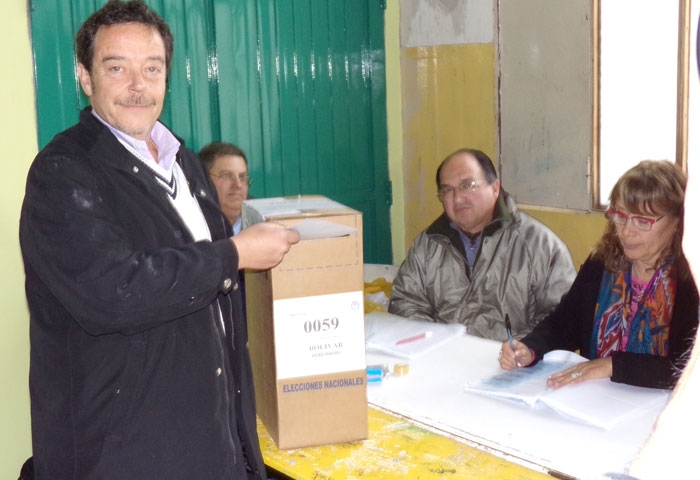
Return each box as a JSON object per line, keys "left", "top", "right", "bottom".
{"left": 590, "top": 261, "right": 676, "bottom": 358}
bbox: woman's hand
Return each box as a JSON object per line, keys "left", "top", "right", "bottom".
{"left": 499, "top": 339, "right": 534, "bottom": 370}
{"left": 546, "top": 357, "right": 613, "bottom": 388}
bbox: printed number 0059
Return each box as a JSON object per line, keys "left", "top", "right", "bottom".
{"left": 304, "top": 318, "right": 339, "bottom": 333}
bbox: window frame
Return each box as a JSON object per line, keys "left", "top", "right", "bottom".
{"left": 591, "top": 0, "right": 692, "bottom": 210}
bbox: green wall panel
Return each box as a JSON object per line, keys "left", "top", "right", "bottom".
{"left": 30, "top": 0, "right": 391, "bottom": 263}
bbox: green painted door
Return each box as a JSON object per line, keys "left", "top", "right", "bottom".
{"left": 30, "top": 0, "right": 392, "bottom": 264}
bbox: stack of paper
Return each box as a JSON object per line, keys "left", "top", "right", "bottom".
{"left": 364, "top": 312, "right": 465, "bottom": 359}
{"left": 465, "top": 350, "right": 670, "bottom": 430}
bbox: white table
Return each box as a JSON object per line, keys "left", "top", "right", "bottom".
{"left": 366, "top": 332, "right": 665, "bottom": 480}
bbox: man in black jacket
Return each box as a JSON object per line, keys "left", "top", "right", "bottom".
{"left": 19, "top": 1, "right": 299, "bottom": 478}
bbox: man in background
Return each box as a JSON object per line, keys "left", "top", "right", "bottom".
{"left": 19, "top": 1, "right": 298, "bottom": 478}
{"left": 389, "top": 148, "right": 576, "bottom": 341}
{"left": 200, "top": 141, "right": 252, "bottom": 235}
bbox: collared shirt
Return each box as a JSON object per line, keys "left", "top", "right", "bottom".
{"left": 92, "top": 110, "right": 211, "bottom": 242}
{"left": 232, "top": 216, "right": 242, "bottom": 236}
{"left": 451, "top": 222, "right": 482, "bottom": 269}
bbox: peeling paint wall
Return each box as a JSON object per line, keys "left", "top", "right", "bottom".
{"left": 399, "top": 0, "right": 497, "bottom": 252}
{"left": 396, "top": 0, "right": 604, "bottom": 267}
{"left": 401, "top": 0, "right": 493, "bottom": 46}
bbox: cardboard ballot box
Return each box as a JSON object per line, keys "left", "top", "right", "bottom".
{"left": 242, "top": 196, "right": 367, "bottom": 449}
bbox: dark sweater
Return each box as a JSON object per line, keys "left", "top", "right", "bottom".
{"left": 521, "top": 256, "right": 699, "bottom": 389}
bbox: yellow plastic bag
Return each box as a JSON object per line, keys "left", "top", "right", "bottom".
{"left": 364, "top": 277, "right": 393, "bottom": 313}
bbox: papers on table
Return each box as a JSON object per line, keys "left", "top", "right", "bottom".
{"left": 364, "top": 312, "right": 465, "bottom": 359}
{"left": 465, "top": 350, "right": 671, "bottom": 430}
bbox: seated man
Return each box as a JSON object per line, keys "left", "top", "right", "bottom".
{"left": 200, "top": 141, "right": 253, "bottom": 313}
{"left": 199, "top": 141, "right": 252, "bottom": 235}
{"left": 389, "top": 148, "right": 576, "bottom": 341}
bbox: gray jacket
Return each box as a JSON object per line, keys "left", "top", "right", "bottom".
{"left": 389, "top": 190, "right": 576, "bottom": 341}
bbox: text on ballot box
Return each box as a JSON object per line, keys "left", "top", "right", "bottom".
{"left": 243, "top": 196, "right": 367, "bottom": 449}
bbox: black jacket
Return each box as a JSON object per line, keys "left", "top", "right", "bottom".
{"left": 521, "top": 256, "right": 699, "bottom": 389}
{"left": 20, "top": 109, "right": 265, "bottom": 479}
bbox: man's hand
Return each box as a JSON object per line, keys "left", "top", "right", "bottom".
{"left": 231, "top": 222, "right": 300, "bottom": 270}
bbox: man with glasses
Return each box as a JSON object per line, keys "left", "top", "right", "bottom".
{"left": 389, "top": 148, "right": 575, "bottom": 341}
{"left": 200, "top": 141, "right": 253, "bottom": 235}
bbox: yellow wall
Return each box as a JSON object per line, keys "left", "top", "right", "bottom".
{"left": 400, "top": 44, "right": 496, "bottom": 253}
{"left": 523, "top": 208, "right": 607, "bottom": 270}
{"left": 1, "top": 1, "right": 37, "bottom": 476}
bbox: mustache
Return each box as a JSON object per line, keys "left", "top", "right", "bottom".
{"left": 118, "top": 97, "right": 155, "bottom": 107}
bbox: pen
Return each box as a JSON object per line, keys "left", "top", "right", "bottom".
{"left": 505, "top": 314, "right": 514, "bottom": 351}
{"left": 395, "top": 331, "right": 432, "bottom": 345}
{"left": 505, "top": 314, "right": 521, "bottom": 367}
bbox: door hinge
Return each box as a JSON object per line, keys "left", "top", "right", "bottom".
{"left": 384, "top": 180, "right": 393, "bottom": 206}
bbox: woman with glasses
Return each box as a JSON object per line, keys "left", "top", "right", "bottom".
{"left": 499, "top": 160, "right": 699, "bottom": 389}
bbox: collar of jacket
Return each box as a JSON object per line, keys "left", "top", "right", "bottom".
{"left": 75, "top": 108, "right": 225, "bottom": 240}
{"left": 425, "top": 188, "right": 516, "bottom": 255}
{"left": 77, "top": 108, "right": 209, "bottom": 196}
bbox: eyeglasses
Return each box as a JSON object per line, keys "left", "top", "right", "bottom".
{"left": 437, "top": 180, "right": 485, "bottom": 201}
{"left": 209, "top": 171, "right": 253, "bottom": 186}
{"left": 605, "top": 208, "right": 664, "bottom": 231}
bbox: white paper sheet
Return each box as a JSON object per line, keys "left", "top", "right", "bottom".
{"left": 365, "top": 312, "right": 465, "bottom": 359}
